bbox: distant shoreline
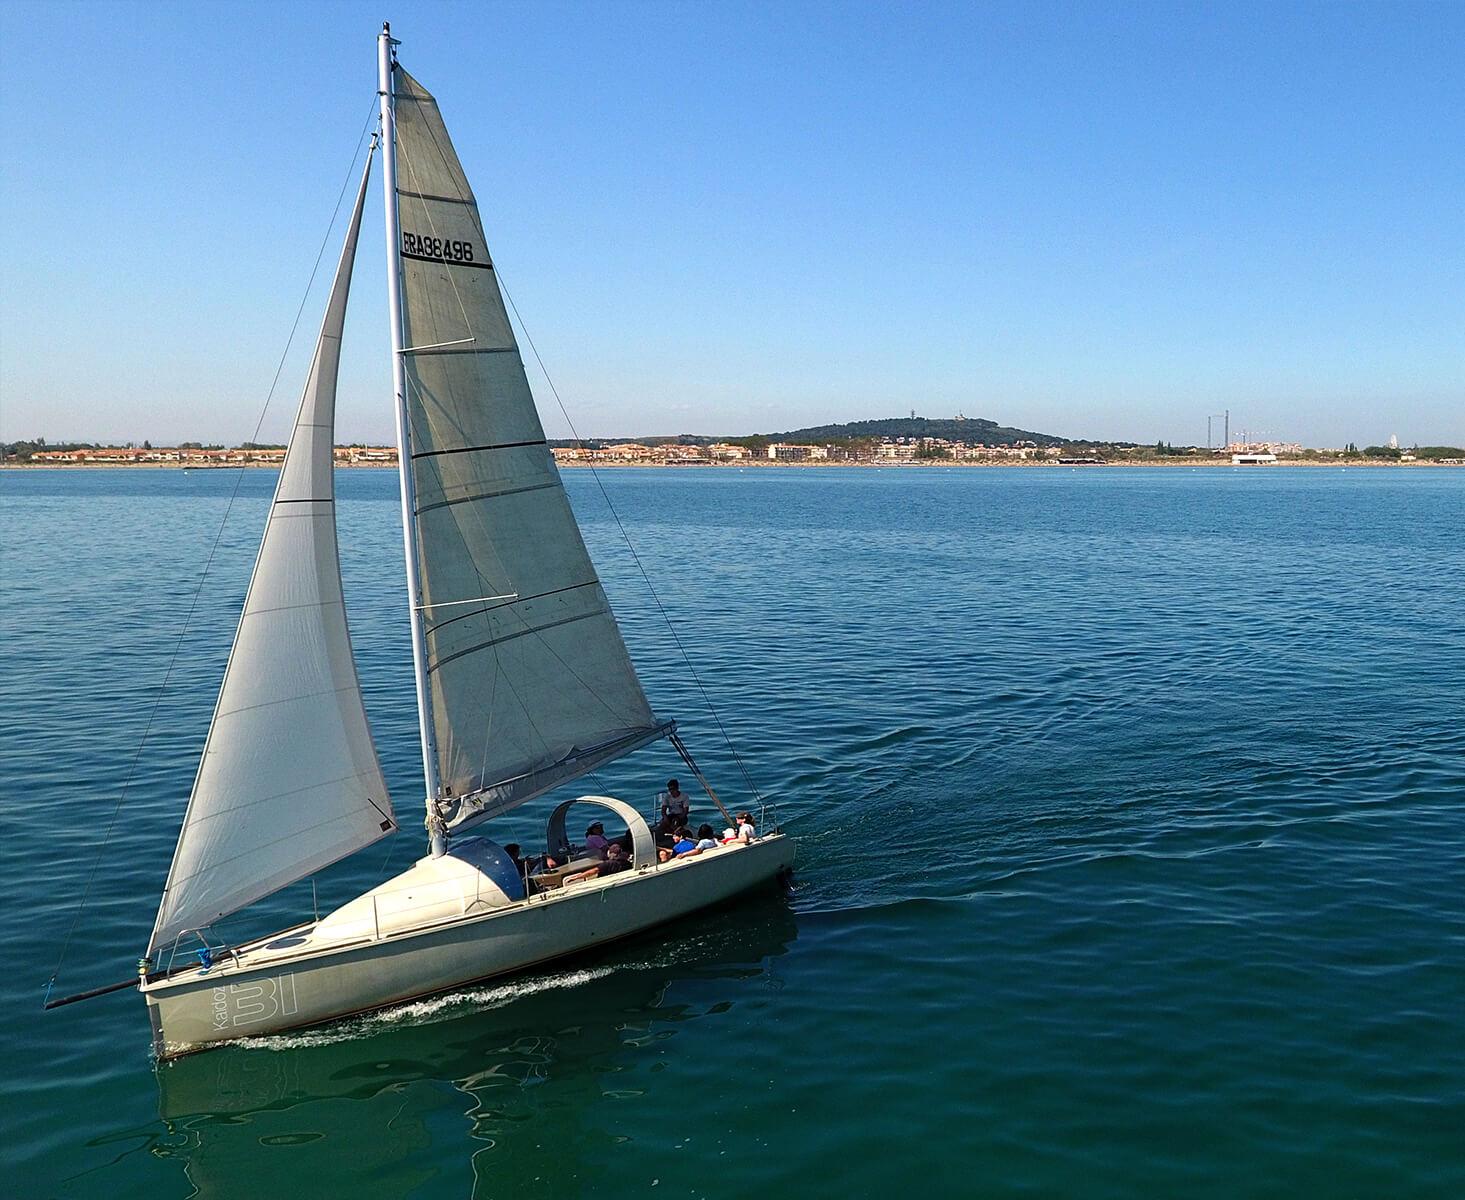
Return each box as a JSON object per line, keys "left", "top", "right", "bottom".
{"left": 0, "top": 461, "right": 393, "bottom": 470}
{"left": 552, "top": 459, "right": 1465, "bottom": 469}
{"left": 3, "top": 459, "right": 1460, "bottom": 471}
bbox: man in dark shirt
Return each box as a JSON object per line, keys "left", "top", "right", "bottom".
{"left": 599, "top": 843, "right": 632, "bottom": 875}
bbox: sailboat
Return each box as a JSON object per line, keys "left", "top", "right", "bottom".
{"left": 131, "top": 25, "right": 794, "bottom": 1059}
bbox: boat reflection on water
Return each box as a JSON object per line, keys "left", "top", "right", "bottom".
{"left": 153, "top": 892, "right": 797, "bottom": 1194}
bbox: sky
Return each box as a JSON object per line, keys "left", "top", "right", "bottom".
{"left": 2, "top": 0, "right": 1462, "bottom": 448}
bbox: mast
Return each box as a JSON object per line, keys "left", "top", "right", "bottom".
{"left": 378, "top": 23, "right": 444, "bottom": 848}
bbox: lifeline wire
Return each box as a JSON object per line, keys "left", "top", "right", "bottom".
{"left": 44, "top": 99, "right": 381, "bottom": 1003}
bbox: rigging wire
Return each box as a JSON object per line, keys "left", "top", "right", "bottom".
{"left": 396, "top": 120, "right": 687, "bottom": 775}
{"left": 494, "top": 272, "right": 766, "bottom": 807}
{"left": 43, "top": 99, "right": 382, "bottom": 1002}
{"left": 405, "top": 110, "right": 765, "bottom": 805}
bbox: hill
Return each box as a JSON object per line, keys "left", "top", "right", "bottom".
{"left": 761, "top": 416, "right": 1071, "bottom": 446}
{"left": 549, "top": 415, "right": 1082, "bottom": 449}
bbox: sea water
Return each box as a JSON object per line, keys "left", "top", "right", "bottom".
{"left": 2, "top": 465, "right": 1462, "bottom": 1198}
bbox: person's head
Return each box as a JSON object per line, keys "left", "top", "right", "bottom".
{"left": 675, "top": 826, "right": 690, "bottom": 840}
{"left": 586, "top": 821, "right": 604, "bottom": 836}
{"left": 607, "top": 843, "right": 624, "bottom": 860}
{"left": 658, "top": 847, "right": 673, "bottom": 862}
{"left": 505, "top": 843, "right": 521, "bottom": 858}
{"left": 697, "top": 823, "right": 715, "bottom": 840}
{"left": 666, "top": 778, "right": 681, "bottom": 795}
{"left": 737, "top": 812, "right": 753, "bottom": 826}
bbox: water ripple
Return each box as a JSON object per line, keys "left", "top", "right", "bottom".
{"left": 4, "top": 466, "right": 1464, "bottom": 1198}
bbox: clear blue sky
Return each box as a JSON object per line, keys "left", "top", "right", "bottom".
{"left": 2, "top": 0, "right": 1462, "bottom": 447}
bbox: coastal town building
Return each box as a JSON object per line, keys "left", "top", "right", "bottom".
{"left": 27, "top": 445, "right": 403, "bottom": 466}
{"left": 22, "top": 434, "right": 1456, "bottom": 471}
{"left": 1226, "top": 440, "right": 1302, "bottom": 457}
{"left": 31, "top": 447, "right": 179, "bottom": 464}
{"left": 26, "top": 439, "right": 1062, "bottom": 468}
{"left": 337, "top": 446, "right": 397, "bottom": 464}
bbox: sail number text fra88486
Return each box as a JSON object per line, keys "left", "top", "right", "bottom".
{"left": 402, "top": 231, "right": 477, "bottom": 263}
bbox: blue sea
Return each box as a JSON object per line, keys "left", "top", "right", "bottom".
{"left": 3, "top": 465, "right": 1463, "bottom": 1198}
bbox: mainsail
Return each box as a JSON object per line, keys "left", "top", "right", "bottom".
{"left": 390, "top": 64, "right": 665, "bottom": 826}
{"left": 150, "top": 151, "right": 392, "bottom": 956}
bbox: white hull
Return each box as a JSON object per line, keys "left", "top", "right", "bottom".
{"left": 143, "top": 834, "right": 793, "bottom": 1058}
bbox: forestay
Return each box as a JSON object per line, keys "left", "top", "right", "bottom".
{"left": 149, "top": 153, "right": 393, "bottom": 957}
{"left": 391, "top": 65, "right": 665, "bottom": 826}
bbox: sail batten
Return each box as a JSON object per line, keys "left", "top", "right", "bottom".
{"left": 149, "top": 149, "right": 391, "bottom": 957}
{"left": 390, "top": 64, "right": 661, "bottom": 818}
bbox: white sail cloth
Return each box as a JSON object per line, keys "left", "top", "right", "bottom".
{"left": 150, "top": 154, "right": 392, "bottom": 957}
{"left": 392, "top": 66, "right": 662, "bottom": 821}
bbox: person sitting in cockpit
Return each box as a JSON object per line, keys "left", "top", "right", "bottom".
{"left": 658, "top": 778, "right": 690, "bottom": 827}
{"left": 599, "top": 843, "right": 632, "bottom": 875}
{"left": 563, "top": 842, "right": 632, "bottom": 885}
{"left": 583, "top": 822, "right": 609, "bottom": 859}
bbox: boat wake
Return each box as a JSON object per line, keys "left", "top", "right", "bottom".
{"left": 235, "top": 964, "right": 621, "bottom": 1050}
{"left": 226, "top": 915, "right": 784, "bottom": 1054}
